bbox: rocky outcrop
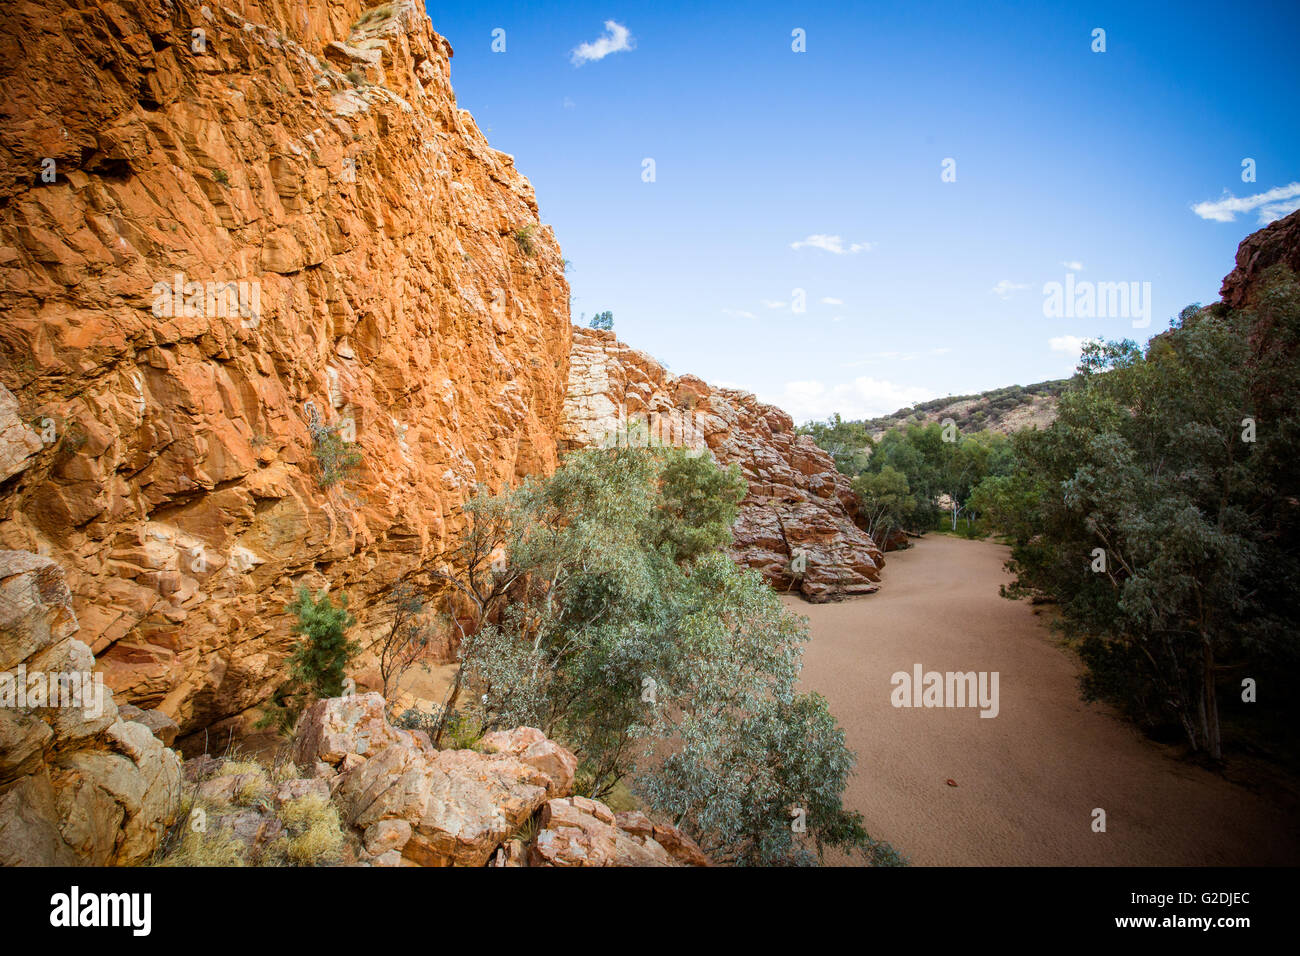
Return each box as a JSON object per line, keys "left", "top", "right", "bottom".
{"left": 1220, "top": 208, "right": 1300, "bottom": 310}
{"left": 562, "top": 327, "right": 884, "bottom": 600}
{"left": 0, "top": 0, "right": 571, "bottom": 738}
{"left": 284, "top": 694, "right": 706, "bottom": 867}
{"left": 0, "top": 550, "right": 181, "bottom": 865}
{"left": 528, "top": 797, "right": 708, "bottom": 867}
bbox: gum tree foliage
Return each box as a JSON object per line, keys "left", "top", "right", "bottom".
{"left": 857, "top": 423, "right": 1013, "bottom": 531}
{"left": 588, "top": 310, "right": 614, "bottom": 330}
{"left": 980, "top": 269, "right": 1300, "bottom": 760}
{"left": 438, "top": 445, "right": 902, "bottom": 865}
{"left": 851, "top": 465, "right": 912, "bottom": 547}
{"left": 797, "top": 413, "right": 874, "bottom": 474}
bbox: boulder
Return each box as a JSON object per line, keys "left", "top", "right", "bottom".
{"left": 295, "top": 694, "right": 576, "bottom": 867}
{"left": 530, "top": 796, "right": 677, "bottom": 867}
{"left": 479, "top": 726, "right": 578, "bottom": 795}
{"left": 290, "top": 692, "right": 420, "bottom": 768}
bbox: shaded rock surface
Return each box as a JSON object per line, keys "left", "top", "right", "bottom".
{"left": 562, "top": 327, "right": 884, "bottom": 600}
{"left": 0, "top": 550, "right": 181, "bottom": 865}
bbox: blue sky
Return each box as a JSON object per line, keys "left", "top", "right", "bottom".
{"left": 425, "top": 0, "right": 1300, "bottom": 423}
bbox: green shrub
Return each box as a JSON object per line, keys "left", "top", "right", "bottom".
{"left": 258, "top": 589, "right": 358, "bottom": 734}
{"left": 310, "top": 421, "right": 361, "bottom": 488}
{"left": 512, "top": 223, "right": 537, "bottom": 257}
{"left": 439, "top": 445, "right": 901, "bottom": 865}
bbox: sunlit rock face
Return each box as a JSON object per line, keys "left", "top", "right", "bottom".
{"left": 0, "top": 0, "right": 571, "bottom": 737}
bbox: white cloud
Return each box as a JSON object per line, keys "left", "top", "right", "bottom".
{"left": 1259, "top": 198, "right": 1300, "bottom": 224}
{"left": 722, "top": 308, "right": 755, "bottom": 319}
{"left": 771, "top": 377, "right": 937, "bottom": 422}
{"left": 1192, "top": 182, "right": 1300, "bottom": 225}
{"left": 1049, "top": 335, "right": 1098, "bottom": 357}
{"left": 760, "top": 299, "right": 787, "bottom": 309}
{"left": 990, "top": 279, "right": 1030, "bottom": 299}
{"left": 571, "top": 21, "right": 635, "bottom": 66}
{"left": 789, "top": 234, "right": 873, "bottom": 255}
{"left": 562, "top": 97, "right": 576, "bottom": 110}
{"left": 820, "top": 296, "right": 844, "bottom": 305}
{"left": 1061, "top": 260, "right": 1084, "bottom": 271}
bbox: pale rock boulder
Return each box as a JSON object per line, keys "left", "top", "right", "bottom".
{"left": 334, "top": 739, "right": 559, "bottom": 867}
{"left": 0, "top": 551, "right": 181, "bottom": 866}
{"left": 293, "top": 694, "right": 575, "bottom": 867}
{"left": 290, "top": 692, "right": 422, "bottom": 768}
{"left": 530, "top": 796, "right": 678, "bottom": 867}
{"left": 616, "top": 810, "right": 712, "bottom": 867}
{"left": 479, "top": 726, "right": 577, "bottom": 795}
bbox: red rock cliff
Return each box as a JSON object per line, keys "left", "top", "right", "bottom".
{"left": 0, "top": 0, "right": 571, "bottom": 737}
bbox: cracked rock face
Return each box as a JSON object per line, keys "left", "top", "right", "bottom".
{"left": 562, "top": 327, "right": 884, "bottom": 600}
{"left": 0, "top": 550, "right": 182, "bottom": 865}
{"left": 0, "top": 0, "right": 571, "bottom": 737}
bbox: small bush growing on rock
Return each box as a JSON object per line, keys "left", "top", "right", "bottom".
{"left": 354, "top": 3, "right": 395, "bottom": 28}
{"left": 513, "top": 223, "right": 537, "bottom": 257}
{"left": 309, "top": 420, "right": 362, "bottom": 488}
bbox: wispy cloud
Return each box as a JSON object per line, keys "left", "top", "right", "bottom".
{"left": 841, "top": 347, "right": 952, "bottom": 368}
{"left": 772, "top": 377, "right": 937, "bottom": 421}
{"left": 760, "top": 299, "right": 787, "bottom": 309}
{"left": 1049, "top": 335, "right": 1097, "bottom": 357}
{"left": 571, "top": 21, "right": 635, "bottom": 66}
{"left": 820, "top": 296, "right": 844, "bottom": 305}
{"left": 1061, "top": 260, "right": 1084, "bottom": 271}
{"left": 790, "top": 235, "right": 873, "bottom": 255}
{"left": 722, "top": 308, "right": 755, "bottom": 319}
{"left": 1192, "top": 182, "right": 1300, "bottom": 225}
{"left": 990, "top": 279, "right": 1030, "bottom": 299}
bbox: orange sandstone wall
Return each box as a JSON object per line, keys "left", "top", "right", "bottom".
{"left": 0, "top": 0, "right": 571, "bottom": 737}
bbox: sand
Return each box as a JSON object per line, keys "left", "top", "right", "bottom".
{"left": 790, "top": 534, "right": 1300, "bottom": 866}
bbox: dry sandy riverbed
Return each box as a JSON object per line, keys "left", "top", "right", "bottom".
{"left": 789, "top": 534, "right": 1300, "bottom": 866}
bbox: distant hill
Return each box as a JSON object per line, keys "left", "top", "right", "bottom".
{"left": 863, "top": 379, "right": 1067, "bottom": 438}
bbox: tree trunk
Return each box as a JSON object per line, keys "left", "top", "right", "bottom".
{"left": 1202, "top": 639, "right": 1222, "bottom": 761}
